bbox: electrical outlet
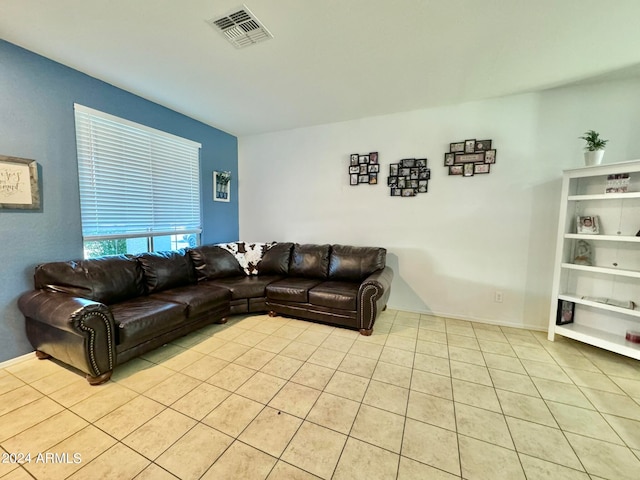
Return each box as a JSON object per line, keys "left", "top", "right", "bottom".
{"left": 494, "top": 291, "right": 503, "bottom": 303}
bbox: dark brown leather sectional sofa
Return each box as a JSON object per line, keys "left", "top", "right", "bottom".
{"left": 18, "top": 242, "right": 393, "bottom": 384}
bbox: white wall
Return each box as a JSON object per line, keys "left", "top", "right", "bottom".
{"left": 238, "top": 77, "right": 640, "bottom": 331}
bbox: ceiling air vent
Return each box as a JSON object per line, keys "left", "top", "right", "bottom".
{"left": 207, "top": 5, "right": 273, "bottom": 49}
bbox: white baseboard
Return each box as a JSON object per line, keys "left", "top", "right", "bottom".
{"left": 386, "top": 305, "right": 547, "bottom": 332}
{"left": 0, "top": 352, "right": 34, "bottom": 369}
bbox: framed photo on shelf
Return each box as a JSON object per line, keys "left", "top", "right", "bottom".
{"left": 556, "top": 300, "right": 575, "bottom": 325}
{"left": 576, "top": 215, "right": 600, "bottom": 234}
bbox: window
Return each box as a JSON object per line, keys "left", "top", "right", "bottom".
{"left": 74, "top": 104, "right": 202, "bottom": 258}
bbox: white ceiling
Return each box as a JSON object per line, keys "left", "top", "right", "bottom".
{"left": 2, "top": 0, "right": 640, "bottom": 136}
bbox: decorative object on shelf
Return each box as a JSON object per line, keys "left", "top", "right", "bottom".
{"left": 582, "top": 296, "right": 636, "bottom": 310}
{"left": 556, "top": 300, "right": 575, "bottom": 325}
{"left": 625, "top": 331, "right": 640, "bottom": 344}
{"left": 213, "top": 170, "right": 231, "bottom": 202}
{"left": 573, "top": 240, "right": 593, "bottom": 266}
{"left": 605, "top": 173, "right": 630, "bottom": 193}
{"left": 0, "top": 155, "right": 40, "bottom": 210}
{"left": 349, "top": 152, "right": 378, "bottom": 185}
{"left": 579, "top": 130, "right": 608, "bottom": 166}
{"left": 388, "top": 158, "right": 430, "bottom": 197}
{"left": 576, "top": 215, "right": 599, "bottom": 234}
{"left": 444, "top": 139, "right": 496, "bottom": 177}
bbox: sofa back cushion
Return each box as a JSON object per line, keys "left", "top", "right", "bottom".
{"left": 258, "top": 242, "right": 293, "bottom": 275}
{"left": 189, "top": 245, "right": 245, "bottom": 281}
{"left": 329, "top": 245, "right": 386, "bottom": 281}
{"left": 34, "top": 255, "right": 146, "bottom": 304}
{"left": 136, "top": 250, "right": 196, "bottom": 293}
{"left": 289, "top": 244, "right": 331, "bottom": 279}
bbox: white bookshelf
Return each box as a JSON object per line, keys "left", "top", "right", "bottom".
{"left": 548, "top": 160, "right": 640, "bottom": 359}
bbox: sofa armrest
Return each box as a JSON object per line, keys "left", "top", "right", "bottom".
{"left": 357, "top": 266, "right": 393, "bottom": 332}
{"left": 18, "top": 290, "right": 116, "bottom": 377}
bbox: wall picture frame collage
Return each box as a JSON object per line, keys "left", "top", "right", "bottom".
{"left": 445, "top": 139, "right": 496, "bottom": 177}
{"left": 388, "top": 158, "right": 430, "bottom": 197}
{"left": 349, "top": 152, "right": 379, "bottom": 185}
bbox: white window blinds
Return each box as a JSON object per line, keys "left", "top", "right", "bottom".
{"left": 74, "top": 104, "right": 202, "bottom": 240}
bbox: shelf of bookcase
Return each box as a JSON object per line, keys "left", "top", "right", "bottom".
{"left": 558, "top": 294, "right": 640, "bottom": 318}
{"left": 561, "top": 263, "right": 640, "bottom": 279}
{"left": 564, "top": 234, "right": 640, "bottom": 243}
{"left": 554, "top": 323, "right": 640, "bottom": 360}
{"left": 568, "top": 192, "right": 640, "bottom": 201}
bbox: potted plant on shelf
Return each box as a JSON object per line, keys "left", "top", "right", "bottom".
{"left": 579, "top": 130, "right": 608, "bottom": 166}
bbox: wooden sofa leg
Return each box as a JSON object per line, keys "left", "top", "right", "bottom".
{"left": 86, "top": 371, "right": 112, "bottom": 386}
{"left": 217, "top": 317, "right": 228, "bottom": 324}
{"left": 35, "top": 350, "right": 51, "bottom": 360}
{"left": 359, "top": 328, "right": 373, "bottom": 336}
{"left": 268, "top": 311, "right": 277, "bottom": 317}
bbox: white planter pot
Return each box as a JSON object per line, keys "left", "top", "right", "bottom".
{"left": 584, "top": 150, "right": 605, "bottom": 166}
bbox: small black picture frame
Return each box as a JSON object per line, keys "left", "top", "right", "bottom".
{"left": 369, "top": 152, "right": 379, "bottom": 164}
{"left": 401, "top": 158, "right": 416, "bottom": 168}
{"left": 350, "top": 154, "right": 359, "bottom": 166}
{"left": 449, "top": 165, "right": 463, "bottom": 176}
{"left": 474, "top": 164, "right": 490, "bottom": 174}
{"left": 464, "top": 139, "right": 476, "bottom": 153}
{"left": 444, "top": 152, "right": 455, "bottom": 166}
{"left": 391, "top": 188, "right": 401, "bottom": 196}
{"left": 450, "top": 142, "right": 465, "bottom": 153}
{"left": 350, "top": 174, "right": 359, "bottom": 185}
{"left": 475, "top": 140, "right": 492, "bottom": 151}
{"left": 349, "top": 165, "right": 359, "bottom": 174}
{"left": 369, "top": 173, "right": 378, "bottom": 184}
{"left": 556, "top": 300, "right": 575, "bottom": 325}
{"left": 416, "top": 158, "right": 427, "bottom": 167}
{"left": 359, "top": 155, "right": 369, "bottom": 164}
{"left": 388, "top": 176, "right": 398, "bottom": 186}
{"left": 358, "top": 174, "right": 369, "bottom": 183}
{"left": 368, "top": 164, "right": 379, "bottom": 173}
{"left": 485, "top": 149, "right": 497, "bottom": 164}
{"left": 390, "top": 164, "right": 398, "bottom": 176}
{"left": 463, "top": 163, "right": 475, "bottom": 177}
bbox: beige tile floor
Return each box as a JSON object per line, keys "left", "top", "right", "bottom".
{"left": 1, "top": 309, "right": 640, "bottom": 479}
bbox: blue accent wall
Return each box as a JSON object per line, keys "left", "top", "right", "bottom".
{"left": 0, "top": 40, "right": 239, "bottom": 362}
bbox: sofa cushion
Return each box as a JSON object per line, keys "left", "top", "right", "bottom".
{"left": 204, "top": 275, "right": 283, "bottom": 300}
{"left": 34, "top": 255, "right": 146, "bottom": 305}
{"left": 266, "top": 278, "right": 323, "bottom": 303}
{"left": 189, "top": 245, "right": 245, "bottom": 280}
{"left": 150, "top": 283, "right": 231, "bottom": 317}
{"left": 289, "top": 244, "right": 331, "bottom": 279}
{"left": 309, "top": 281, "right": 359, "bottom": 311}
{"left": 257, "top": 242, "right": 293, "bottom": 276}
{"left": 110, "top": 297, "right": 187, "bottom": 349}
{"left": 329, "top": 245, "right": 386, "bottom": 281}
{"left": 136, "top": 250, "right": 196, "bottom": 294}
